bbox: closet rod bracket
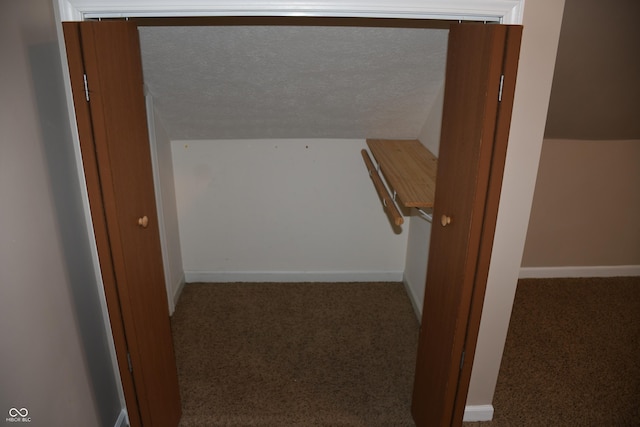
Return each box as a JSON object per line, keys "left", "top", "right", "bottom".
{"left": 416, "top": 208, "right": 433, "bottom": 223}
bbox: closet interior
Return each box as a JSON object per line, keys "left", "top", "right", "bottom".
{"left": 65, "top": 15, "right": 524, "bottom": 425}
{"left": 136, "top": 17, "right": 457, "bottom": 318}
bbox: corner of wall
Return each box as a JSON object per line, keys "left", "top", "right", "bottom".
{"left": 170, "top": 273, "right": 186, "bottom": 315}
{"left": 145, "top": 94, "right": 185, "bottom": 315}
{"left": 467, "top": 0, "right": 567, "bottom": 409}
{"left": 113, "top": 409, "right": 128, "bottom": 427}
{"left": 402, "top": 273, "right": 422, "bottom": 321}
{"left": 402, "top": 214, "right": 432, "bottom": 321}
{"left": 417, "top": 82, "right": 444, "bottom": 156}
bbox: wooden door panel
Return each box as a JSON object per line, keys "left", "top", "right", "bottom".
{"left": 62, "top": 23, "right": 143, "bottom": 427}
{"left": 412, "top": 23, "right": 521, "bottom": 427}
{"left": 65, "top": 21, "right": 181, "bottom": 427}
{"left": 451, "top": 25, "right": 523, "bottom": 423}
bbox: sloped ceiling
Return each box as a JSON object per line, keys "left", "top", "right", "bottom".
{"left": 138, "top": 24, "right": 448, "bottom": 140}
{"left": 544, "top": 0, "right": 640, "bottom": 140}
{"left": 134, "top": 0, "right": 640, "bottom": 143}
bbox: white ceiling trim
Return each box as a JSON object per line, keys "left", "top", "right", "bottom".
{"left": 57, "top": 0, "right": 523, "bottom": 23}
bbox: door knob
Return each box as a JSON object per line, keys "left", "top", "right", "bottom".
{"left": 137, "top": 215, "right": 149, "bottom": 228}
{"left": 441, "top": 215, "right": 451, "bottom": 227}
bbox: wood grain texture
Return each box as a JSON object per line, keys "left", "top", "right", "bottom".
{"left": 78, "top": 21, "right": 181, "bottom": 427}
{"left": 452, "top": 25, "right": 522, "bottom": 424}
{"left": 366, "top": 139, "right": 437, "bottom": 208}
{"left": 361, "top": 150, "right": 404, "bottom": 226}
{"left": 62, "top": 22, "right": 143, "bottom": 427}
{"left": 411, "top": 23, "right": 511, "bottom": 427}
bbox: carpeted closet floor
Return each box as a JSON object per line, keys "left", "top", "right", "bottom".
{"left": 171, "top": 282, "right": 419, "bottom": 426}
{"left": 171, "top": 277, "right": 640, "bottom": 426}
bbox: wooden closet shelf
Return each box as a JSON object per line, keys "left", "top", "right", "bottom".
{"left": 366, "top": 139, "right": 437, "bottom": 209}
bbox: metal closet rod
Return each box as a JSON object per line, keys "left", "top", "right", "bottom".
{"left": 361, "top": 149, "right": 404, "bottom": 226}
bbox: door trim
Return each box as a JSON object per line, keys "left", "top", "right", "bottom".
{"left": 56, "top": 0, "right": 523, "bottom": 22}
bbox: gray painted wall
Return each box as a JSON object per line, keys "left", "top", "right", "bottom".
{"left": 522, "top": 0, "right": 640, "bottom": 271}
{"left": 0, "top": 1, "right": 122, "bottom": 425}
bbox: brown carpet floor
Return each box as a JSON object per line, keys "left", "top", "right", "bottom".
{"left": 466, "top": 276, "right": 640, "bottom": 427}
{"left": 171, "top": 282, "right": 419, "bottom": 426}
{"left": 172, "top": 277, "right": 640, "bottom": 426}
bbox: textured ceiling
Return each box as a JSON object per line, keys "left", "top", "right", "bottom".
{"left": 131, "top": 0, "right": 640, "bottom": 143}
{"left": 138, "top": 25, "right": 448, "bottom": 140}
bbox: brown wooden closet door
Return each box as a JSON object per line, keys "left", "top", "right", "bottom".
{"left": 411, "top": 24, "right": 522, "bottom": 427}
{"left": 63, "top": 21, "right": 181, "bottom": 427}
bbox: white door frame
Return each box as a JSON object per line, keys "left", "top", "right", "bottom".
{"left": 57, "top": 0, "right": 523, "bottom": 22}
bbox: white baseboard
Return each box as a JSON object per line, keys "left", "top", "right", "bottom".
{"left": 519, "top": 265, "right": 640, "bottom": 279}
{"left": 184, "top": 270, "right": 403, "bottom": 283}
{"left": 114, "top": 409, "right": 128, "bottom": 427}
{"left": 402, "top": 274, "right": 423, "bottom": 321}
{"left": 463, "top": 404, "right": 494, "bottom": 422}
{"left": 169, "top": 273, "right": 186, "bottom": 315}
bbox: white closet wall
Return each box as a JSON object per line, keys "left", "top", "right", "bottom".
{"left": 403, "top": 83, "right": 444, "bottom": 317}
{"left": 147, "top": 98, "right": 185, "bottom": 313}
{"left": 171, "top": 138, "right": 409, "bottom": 283}
{"left": 139, "top": 23, "right": 448, "bottom": 310}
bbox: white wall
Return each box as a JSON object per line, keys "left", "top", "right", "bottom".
{"left": 147, "top": 97, "right": 185, "bottom": 313}
{"left": 403, "top": 214, "right": 432, "bottom": 318}
{"left": 403, "top": 83, "right": 444, "bottom": 318}
{"left": 0, "top": 1, "right": 122, "bottom": 425}
{"left": 172, "top": 139, "right": 408, "bottom": 282}
{"left": 466, "top": 0, "right": 566, "bottom": 409}
{"left": 417, "top": 82, "right": 445, "bottom": 158}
